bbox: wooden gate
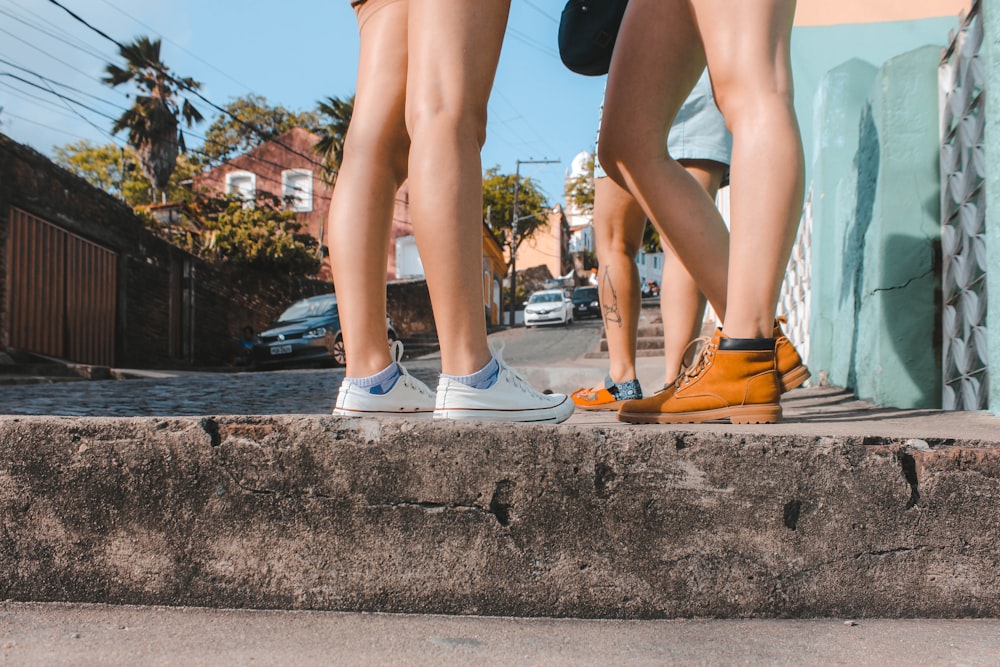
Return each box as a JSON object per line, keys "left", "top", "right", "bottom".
{"left": 5, "top": 208, "right": 118, "bottom": 366}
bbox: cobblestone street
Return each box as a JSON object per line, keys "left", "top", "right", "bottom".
{"left": 0, "top": 322, "right": 601, "bottom": 417}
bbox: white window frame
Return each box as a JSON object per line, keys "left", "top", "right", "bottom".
{"left": 225, "top": 170, "right": 256, "bottom": 207}
{"left": 282, "top": 169, "right": 314, "bottom": 213}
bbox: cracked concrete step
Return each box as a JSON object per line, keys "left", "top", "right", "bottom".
{"left": 2, "top": 415, "right": 999, "bottom": 618}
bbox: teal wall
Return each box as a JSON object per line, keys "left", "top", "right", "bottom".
{"left": 808, "top": 47, "right": 943, "bottom": 409}
{"left": 984, "top": 3, "right": 1000, "bottom": 415}
{"left": 792, "top": 17, "right": 960, "bottom": 180}
{"left": 808, "top": 60, "right": 878, "bottom": 387}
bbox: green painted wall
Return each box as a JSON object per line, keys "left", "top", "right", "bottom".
{"left": 856, "top": 46, "right": 943, "bottom": 408}
{"left": 984, "top": 3, "right": 1000, "bottom": 415}
{"left": 808, "top": 60, "right": 878, "bottom": 386}
{"left": 792, "top": 17, "right": 960, "bottom": 182}
{"left": 809, "top": 47, "right": 943, "bottom": 409}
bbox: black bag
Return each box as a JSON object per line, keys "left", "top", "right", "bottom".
{"left": 558, "top": 0, "right": 629, "bottom": 76}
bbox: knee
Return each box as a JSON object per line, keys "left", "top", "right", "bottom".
{"left": 596, "top": 127, "right": 630, "bottom": 187}
{"left": 345, "top": 116, "right": 410, "bottom": 185}
{"left": 405, "top": 96, "right": 489, "bottom": 149}
{"left": 595, "top": 222, "right": 642, "bottom": 263}
{"left": 710, "top": 74, "right": 795, "bottom": 133}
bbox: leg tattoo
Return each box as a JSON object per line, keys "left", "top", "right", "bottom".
{"left": 602, "top": 267, "right": 622, "bottom": 327}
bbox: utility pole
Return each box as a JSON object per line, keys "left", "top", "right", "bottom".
{"left": 508, "top": 157, "right": 559, "bottom": 327}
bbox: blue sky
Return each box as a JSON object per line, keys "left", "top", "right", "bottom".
{"left": 0, "top": 1, "right": 960, "bottom": 205}
{"left": 0, "top": 0, "right": 604, "bottom": 204}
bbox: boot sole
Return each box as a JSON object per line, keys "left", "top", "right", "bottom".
{"left": 780, "top": 365, "right": 811, "bottom": 393}
{"left": 617, "top": 404, "right": 782, "bottom": 425}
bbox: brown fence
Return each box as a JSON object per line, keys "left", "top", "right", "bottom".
{"left": 5, "top": 208, "right": 118, "bottom": 366}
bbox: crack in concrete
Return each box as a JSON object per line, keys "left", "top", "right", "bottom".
{"left": 367, "top": 501, "right": 486, "bottom": 514}
{"left": 868, "top": 268, "right": 933, "bottom": 296}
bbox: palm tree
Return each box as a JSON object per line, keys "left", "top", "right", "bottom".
{"left": 104, "top": 36, "right": 203, "bottom": 203}
{"left": 313, "top": 95, "right": 354, "bottom": 184}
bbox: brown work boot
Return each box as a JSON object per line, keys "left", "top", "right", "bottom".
{"left": 617, "top": 332, "right": 781, "bottom": 424}
{"left": 774, "top": 316, "right": 810, "bottom": 392}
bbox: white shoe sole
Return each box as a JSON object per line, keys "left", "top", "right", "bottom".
{"left": 333, "top": 408, "right": 434, "bottom": 418}
{"left": 433, "top": 396, "right": 574, "bottom": 423}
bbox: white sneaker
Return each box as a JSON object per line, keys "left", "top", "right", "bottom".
{"left": 434, "top": 340, "right": 575, "bottom": 423}
{"left": 333, "top": 340, "right": 435, "bottom": 417}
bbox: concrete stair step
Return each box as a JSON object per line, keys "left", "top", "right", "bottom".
{"left": 599, "top": 337, "right": 665, "bottom": 352}
{"left": 584, "top": 349, "right": 664, "bottom": 359}
{"left": 3, "top": 410, "right": 999, "bottom": 618}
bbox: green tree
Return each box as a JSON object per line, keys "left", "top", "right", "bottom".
{"left": 565, "top": 152, "right": 595, "bottom": 213}
{"left": 187, "top": 194, "right": 321, "bottom": 276}
{"left": 482, "top": 166, "right": 550, "bottom": 266}
{"left": 197, "top": 94, "right": 319, "bottom": 166}
{"left": 104, "top": 35, "right": 203, "bottom": 202}
{"left": 313, "top": 95, "right": 354, "bottom": 183}
{"left": 53, "top": 140, "right": 199, "bottom": 206}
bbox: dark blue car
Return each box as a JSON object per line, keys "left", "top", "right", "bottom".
{"left": 253, "top": 294, "right": 397, "bottom": 368}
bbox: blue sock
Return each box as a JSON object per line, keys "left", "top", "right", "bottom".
{"left": 443, "top": 357, "right": 500, "bottom": 390}
{"left": 347, "top": 361, "right": 401, "bottom": 395}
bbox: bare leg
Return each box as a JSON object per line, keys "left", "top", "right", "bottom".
{"left": 661, "top": 160, "right": 727, "bottom": 383}
{"left": 328, "top": 0, "right": 410, "bottom": 378}
{"left": 592, "top": 175, "right": 647, "bottom": 386}
{"left": 405, "top": 0, "right": 510, "bottom": 375}
{"left": 598, "top": 0, "right": 729, "bottom": 318}
{"left": 692, "top": 0, "right": 804, "bottom": 338}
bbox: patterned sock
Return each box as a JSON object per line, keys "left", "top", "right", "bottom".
{"left": 443, "top": 357, "right": 500, "bottom": 390}
{"left": 347, "top": 361, "right": 401, "bottom": 395}
{"left": 606, "top": 376, "right": 643, "bottom": 400}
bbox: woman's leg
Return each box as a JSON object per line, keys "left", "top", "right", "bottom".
{"left": 691, "top": 0, "right": 804, "bottom": 338}
{"left": 593, "top": 175, "right": 647, "bottom": 385}
{"left": 404, "top": 0, "right": 510, "bottom": 376}
{"left": 598, "top": 0, "right": 729, "bottom": 318}
{"left": 609, "top": 0, "right": 801, "bottom": 423}
{"left": 327, "top": 0, "right": 410, "bottom": 378}
{"left": 660, "top": 159, "right": 727, "bottom": 383}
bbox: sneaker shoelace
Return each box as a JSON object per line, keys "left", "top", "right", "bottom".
{"left": 489, "top": 339, "right": 544, "bottom": 398}
{"left": 390, "top": 340, "right": 435, "bottom": 399}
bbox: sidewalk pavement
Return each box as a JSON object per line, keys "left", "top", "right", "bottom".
{"left": 4, "top": 602, "right": 1000, "bottom": 666}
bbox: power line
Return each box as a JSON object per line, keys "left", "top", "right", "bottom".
{"left": 44, "top": 0, "right": 332, "bottom": 173}
{"left": 0, "top": 4, "right": 110, "bottom": 63}
{"left": 522, "top": 0, "right": 559, "bottom": 24}
{"left": 1, "top": 109, "right": 98, "bottom": 139}
{"left": 0, "top": 56, "right": 126, "bottom": 111}
{"left": 0, "top": 72, "right": 119, "bottom": 122}
{"left": 0, "top": 30, "right": 128, "bottom": 101}
{"left": 96, "top": 0, "right": 256, "bottom": 92}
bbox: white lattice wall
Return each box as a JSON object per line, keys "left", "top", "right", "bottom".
{"left": 777, "top": 190, "right": 813, "bottom": 369}
{"left": 940, "top": 0, "right": 989, "bottom": 411}
{"left": 705, "top": 186, "right": 812, "bottom": 368}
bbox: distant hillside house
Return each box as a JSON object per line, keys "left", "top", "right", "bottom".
{"left": 192, "top": 128, "right": 506, "bottom": 324}
{"left": 192, "top": 127, "right": 337, "bottom": 278}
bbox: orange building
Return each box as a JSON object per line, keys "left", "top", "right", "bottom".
{"left": 794, "top": 0, "right": 969, "bottom": 26}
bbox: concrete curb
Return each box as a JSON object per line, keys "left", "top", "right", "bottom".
{"left": 2, "top": 415, "right": 999, "bottom": 618}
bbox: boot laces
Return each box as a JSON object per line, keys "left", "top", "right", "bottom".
{"left": 676, "top": 336, "right": 715, "bottom": 387}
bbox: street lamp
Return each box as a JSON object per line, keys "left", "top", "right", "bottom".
{"left": 508, "top": 157, "right": 559, "bottom": 327}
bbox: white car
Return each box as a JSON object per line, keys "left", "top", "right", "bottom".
{"left": 523, "top": 289, "right": 574, "bottom": 327}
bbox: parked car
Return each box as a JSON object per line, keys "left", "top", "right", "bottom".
{"left": 641, "top": 279, "right": 660, "bottom": 298}
{"left": 253, "top": 294, "right": 397, "bottom": 368}
{"left": 523, "top": 289, "right": 574, "bottom": 327}
{"left": 571, "top": 285, "right": 601, "bottom": 319}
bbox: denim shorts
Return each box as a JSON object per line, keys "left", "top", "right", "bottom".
{"left": 594, "top": 69, "right": 733, "bottom": 178}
